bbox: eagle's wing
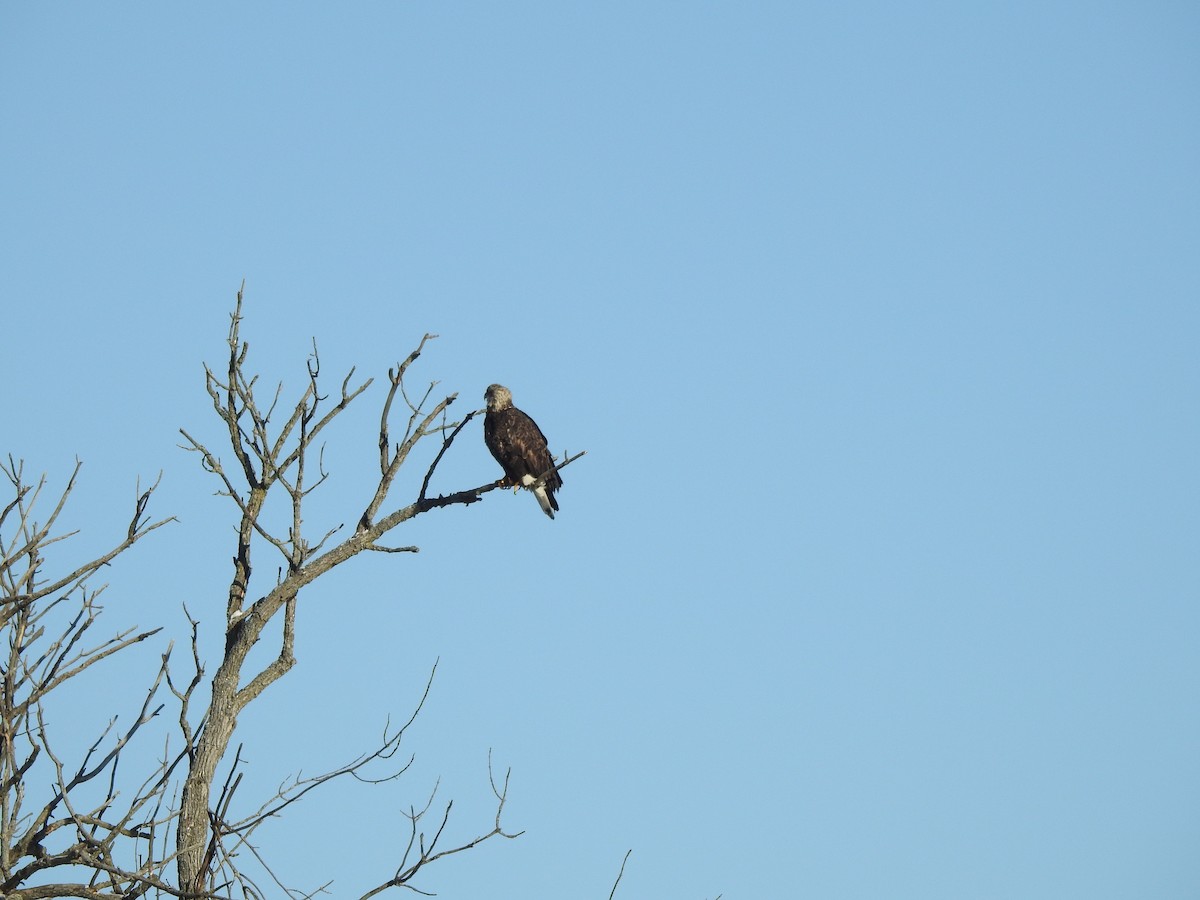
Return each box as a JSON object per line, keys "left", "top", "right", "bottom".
{"left": 509, "top": 409, "right": 561, "bottom": 518}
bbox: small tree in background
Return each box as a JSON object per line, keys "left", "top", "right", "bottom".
{"left": 1, "top": 458, "right": 175, "bottom": 898}
{"left": 0, "top": 288, "right": 583, "bottom": 899}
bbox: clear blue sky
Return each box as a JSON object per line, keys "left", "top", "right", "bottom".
{"left": 2, "top": 3, "right": 1198, "bottom": 898}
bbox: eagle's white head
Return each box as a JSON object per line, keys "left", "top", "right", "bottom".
{"left": 484, "top": 384, "right": 513, "bottom": 412}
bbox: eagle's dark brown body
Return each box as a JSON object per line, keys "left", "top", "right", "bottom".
{"left": 483, "top": 384, "right": 562, "bottom": 519}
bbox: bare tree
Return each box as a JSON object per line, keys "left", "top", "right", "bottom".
{"left": 0, "top": 457, "right": 175, "bottom": 899}
{"left": 1, "top": 288, "right": 584, "bottom": 898}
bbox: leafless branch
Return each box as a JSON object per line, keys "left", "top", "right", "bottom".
{"left": 530, "top": 449, "right": 588, "bottom": 491}
{"left": 609, "top": 849, "right": 632, "bottom": 900}
{"left": 417, "top": 409, "right": 478, "bottom": 504}
{"left": 359, "top": 750, "right": 523, "bottom": 900}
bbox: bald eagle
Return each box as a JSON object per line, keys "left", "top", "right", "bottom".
{"left": 484, "top": 384, "right": 562, "bottom": 519}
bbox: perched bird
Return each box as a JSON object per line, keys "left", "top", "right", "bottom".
{"left": 483, "top": 383, "right": 562, "bottom": 519}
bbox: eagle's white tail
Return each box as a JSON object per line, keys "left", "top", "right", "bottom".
{"left": 522, "top": 474, "right": 558, "bottom": 520}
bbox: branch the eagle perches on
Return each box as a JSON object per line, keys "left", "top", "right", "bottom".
{"left": 169, "top": 287, "right": 583, "bottom": 896}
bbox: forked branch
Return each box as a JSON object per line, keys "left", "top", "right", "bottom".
{"left": 359, "top": 750, "right": 523, "bottom": 900}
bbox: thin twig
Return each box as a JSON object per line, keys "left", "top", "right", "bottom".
{"left": 609, "top": 849, "right": 632, "bottom": 900}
